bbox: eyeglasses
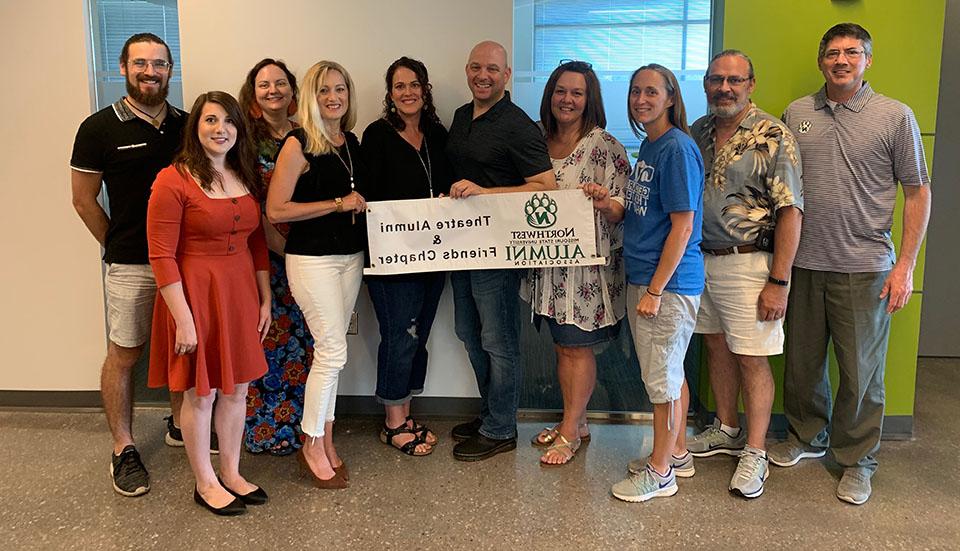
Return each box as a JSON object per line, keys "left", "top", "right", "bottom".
{"left": 559, "top": 59, "right": 592, "bottom": 69}
{"left": 128, "top": 58, "right": 172, "bottom": 72}
{"left": 703, "top": 75, "right": 752, "bottom": 87}
{"left": 823, "top": 48, "right": 866, "bottom": 61}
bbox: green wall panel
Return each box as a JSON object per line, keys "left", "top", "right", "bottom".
{"left": 701, "top": 0, "right": 946, "bottom": 421}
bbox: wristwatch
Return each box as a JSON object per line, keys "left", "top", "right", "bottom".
{"left": 335, "top": 197, "right": 343, "bottom": 212}
{"left": 767, "top": 275, "right": 789, "bottom": 287}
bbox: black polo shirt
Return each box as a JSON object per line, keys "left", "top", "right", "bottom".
{"left": 70, "top": 99, "right": 186, "bottom": 264}
{"left": 445, "top": 91, "right": 551, "bottom": 188}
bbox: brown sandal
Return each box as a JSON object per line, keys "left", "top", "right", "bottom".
{"left": 379, "top": 423, "right": 433, "bottom": 456}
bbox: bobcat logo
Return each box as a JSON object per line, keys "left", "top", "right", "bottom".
{"left": 525, "top": 193, "right": 558, "bottom": 228}
{"left": 797, "top": 120, "right": 812, "bottom": 134}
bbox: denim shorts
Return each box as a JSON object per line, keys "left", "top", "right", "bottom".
{"left": 535, "top": 315, "right": 622, "bottom": 348}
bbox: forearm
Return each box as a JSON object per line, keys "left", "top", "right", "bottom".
{"left": 769, "top": 206, "right": 801, "bottom": 280}
{"left": 895, "top": 185, "right": 931, "bottom": 270}
{"left": 649, "top": 223, "right": 693, "bottom": 294}
{"left": 599, "top": 200, "right": 625, "bottom": 223}
{"left": 158, "top": 282, "right": 193, "bottom": 326}
{"left": 262, "top": 215, "right": 286, "bottom": 255}
{"left": 266, "top": 198, "right": 339, "bottom": 224}
{"left": 73, "top": 200, "right": 110, "bottom": 245}
{"left": 255, "top": 270, "right": 271, "bottom": 305}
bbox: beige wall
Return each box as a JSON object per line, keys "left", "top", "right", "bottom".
{"left": 0, "top": 1, "right": 107, "bottom": 390}
{"left": 0, "top": 0, "right": 512, "bottom": 393}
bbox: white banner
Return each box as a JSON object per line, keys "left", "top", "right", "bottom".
{"left": 364, "top": 189, "right": 604, "bottom": 275}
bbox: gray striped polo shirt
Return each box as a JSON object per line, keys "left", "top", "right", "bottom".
{"left": 783, "top": 82, "right": 929, "bottom": 273}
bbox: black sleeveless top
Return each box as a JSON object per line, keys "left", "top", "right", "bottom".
{"left": 283, "top": 128, "right": 368, "bottom": 256}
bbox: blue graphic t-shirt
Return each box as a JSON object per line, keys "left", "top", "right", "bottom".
{"left": 623, "top": 126, "right": 704, "bottom": 295}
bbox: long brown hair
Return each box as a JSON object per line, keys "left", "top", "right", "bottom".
{"left": 175, "top": 91, "right": 262, "bottom": 198}
{"left": 239, "top": 58, "right": 299, "bottom": 143}
{"left": 382, "top": 56, "right": 441, "bottom": 132}
{"left": 539, "top": 61, "right": 606, "bottom": 141}
{"left": 628, "top": 63, "right": 690, "bottom": 138}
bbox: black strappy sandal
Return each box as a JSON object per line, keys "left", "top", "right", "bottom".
{"left": 379, "top": 423, "right": 433, "bottom": 456}
{"left": 406, "top": 416, "right": 439, "bottom": 447}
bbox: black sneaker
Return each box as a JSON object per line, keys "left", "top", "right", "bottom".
{"left": 164, "top": 415, "right": 184, "bottom": 447}
{"left": 165, "top": 415, "right": 219, "bottom": 455}
{"left": 111, "top": 445, "right": 150, "bottom": 497}
{"left": 451, "top": 418, "right": 483, "bottom": 442}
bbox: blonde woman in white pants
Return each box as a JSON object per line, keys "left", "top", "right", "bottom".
{"left": 266, "top": 60, "right": 366, "bottom": 488}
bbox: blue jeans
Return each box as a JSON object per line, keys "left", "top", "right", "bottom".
{"left": 451, "top": 269, "right": 522, "bottom": 439}
{"left": 368, "top": 273, "right": 446, "bottom": 405}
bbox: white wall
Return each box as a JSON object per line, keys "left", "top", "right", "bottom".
{"left": 0, "top": 0, "right": 513, "bottom": 395}
{"left": 0, "top": 1, "right": 108, "bottom": 390}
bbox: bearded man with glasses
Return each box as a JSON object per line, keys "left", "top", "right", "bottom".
{"left": 70, "top": 33, "right": 187, "bottom": 497}
{"left": 687, "top": 49, "right": 803, "bottom": 499}
{"left": 774, "top": 23, "right": 932, "bottom": 505}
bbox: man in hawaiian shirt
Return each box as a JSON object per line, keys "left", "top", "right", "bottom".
{"left": 687, "top": 50, "right": 803, "bottom": 499}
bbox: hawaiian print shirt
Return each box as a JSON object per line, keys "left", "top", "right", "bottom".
{"left": 691, "top": 103, "right": 803, "bottom": 249}
{"left": 523, "top": 127, "right": 630, "bottom": 330}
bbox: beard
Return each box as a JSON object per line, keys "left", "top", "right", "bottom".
{"left": 708, "top": 93, "right": 748, "bottom": 118}
{"left": 126, "top": 75, "right": 169, "bottom": 107}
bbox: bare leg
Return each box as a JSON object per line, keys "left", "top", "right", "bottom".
{"left": 323, "top": 421, "right": 341, "bottom": 468}
{"left": 649, "top": 380, "right": 689, "bottom": 474}
{"left": 736, "top": 355, "right": 774, "bottom": 451}
{"left": 675, "top": 380, "right": 690, "bottom": 453}
{"left": 181, "top": 388, "right": 232, "bottom": 507}
{"left": 302, "top": 433, "right": 335, "bottom": 480}
{"left": 215, "top": 383, "right": 256, "bottom": 494}
{"left": 385, "top": 403, "right": 430, "bottom": 454}
{"left": 703, "top": 333, "right": 741, "bottom": 428}
{"left": 101, "top": 342, "right": 143, "bottom": 455}
{"left": 542, "top": 345, "right": 595, "bottom": 465}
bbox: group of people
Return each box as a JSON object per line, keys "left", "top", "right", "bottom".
{"left": 70, "top": 22, "right": 929, "bottom": 516}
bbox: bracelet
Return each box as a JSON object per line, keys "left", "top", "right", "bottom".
{"left": 335, "top": 197, "right": 343, "bottom": 212}
{"left": 646, "top": 289, "right": 663, "bottom": 298}
{"left": 767, "top": 275, "right": 789, "bottom": 287}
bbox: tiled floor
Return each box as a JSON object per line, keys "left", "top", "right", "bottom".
{"left": 2, "top": 358, "right": 957, "bottom": 550}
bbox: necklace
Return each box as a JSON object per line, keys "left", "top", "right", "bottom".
{"left": 125, "top": 97, "right": 165, "bottom": 129}
{"left": 332, "top": 137, "right": 356, "bottom": 224}
{"left": 416, "top": 138, "right": 434, "bottom": 198}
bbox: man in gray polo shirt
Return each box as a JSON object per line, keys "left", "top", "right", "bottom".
{"left": 688, "top": 50, "right": 803, "bottom": 499}
{"left": 773, "top": 23, "right": 931, "bottom": 505}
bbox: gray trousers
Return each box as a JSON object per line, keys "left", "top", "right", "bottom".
{"left": 784, "top": 267, "right": 891, "bottom": 473}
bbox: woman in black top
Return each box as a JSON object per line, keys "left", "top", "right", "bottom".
{"left": 361, "top": 57, "right": 453, "bottom": 457}
{"left": 266, "top": 60, "right": 366, "bottom": 488}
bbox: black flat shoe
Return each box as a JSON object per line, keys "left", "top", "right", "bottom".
{"left": 194, "top": 487, "right": 247, "bottom": 516}
{"left": 453, "top": 433, "right": 517, "bottom": 461}
{"left": 219, "top": 477, "right": 268, "bottom": 505}
{"left": 451, "top": 418, "right": 483, "bottom": 442}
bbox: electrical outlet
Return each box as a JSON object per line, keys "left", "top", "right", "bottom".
{"left": 347, "top": 311, "right": 358, "bottom": 335}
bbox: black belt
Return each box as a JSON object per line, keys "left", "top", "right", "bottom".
{"left": 702, "top": 244, "right": 760, "bottom": 256}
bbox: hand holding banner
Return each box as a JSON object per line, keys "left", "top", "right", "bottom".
{"left": 364, "top": 189, "right": 604, "bottom": 275}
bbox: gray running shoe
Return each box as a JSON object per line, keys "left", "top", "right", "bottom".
{"left": 686, "top": 419, "right": 746, "bottom": 457}
{"left": 728, "top": 446, "right": 768, "bottom": 498}
{"left": 628, "top": 452, "right": 695, "bottom": 478}
{"left": 611, "top": 464, "right": 677, "bottom": 503}
{"left": 837, "top": 468, "right": 872, "bottom": 505}
{"left": 767, "top": 439, "right": 826, "bottom": 467}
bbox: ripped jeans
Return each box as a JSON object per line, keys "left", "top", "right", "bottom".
{"left": 367, "top": 272, "right": 446, "bottom": 405}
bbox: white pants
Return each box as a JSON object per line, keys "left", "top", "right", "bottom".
{"left": 286, "top": 252, "right": 364, "bottom": 437}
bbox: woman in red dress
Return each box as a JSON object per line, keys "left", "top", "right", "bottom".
{"left": 147, "top": 91, "right": 271, "bottom": 516}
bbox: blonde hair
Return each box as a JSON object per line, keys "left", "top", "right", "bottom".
{"left": 299, "top": 60, "right": 357, "bottom": 155}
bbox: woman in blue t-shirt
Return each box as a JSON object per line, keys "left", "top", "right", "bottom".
{"left": 611, "top": 64, "right": 705, "bottom": 504}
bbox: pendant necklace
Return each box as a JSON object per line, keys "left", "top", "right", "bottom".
{"left": 125, "top": 97, "right": 165, "bottom": 129}
{"left": 333, "top": 136, "right": 356, "bottom": 224}
{"left": 416, "top": 137, "right": 434, "bottom": 198}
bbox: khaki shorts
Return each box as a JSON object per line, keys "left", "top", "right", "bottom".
{"left": 104, "top": 263, "right": 156, "bottom": 348}
{"left": 630, "top": 285, "right": 699, "bottom": 404}
{"left": 694, "top": 251, "right": 784, "bottom": 356}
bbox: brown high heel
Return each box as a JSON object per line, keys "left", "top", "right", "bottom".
{"left": 297, "top": 450, "right": 348, "bottom": 489}
{"left": 333, "top": 461, "right": 349, "bottom": 481}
